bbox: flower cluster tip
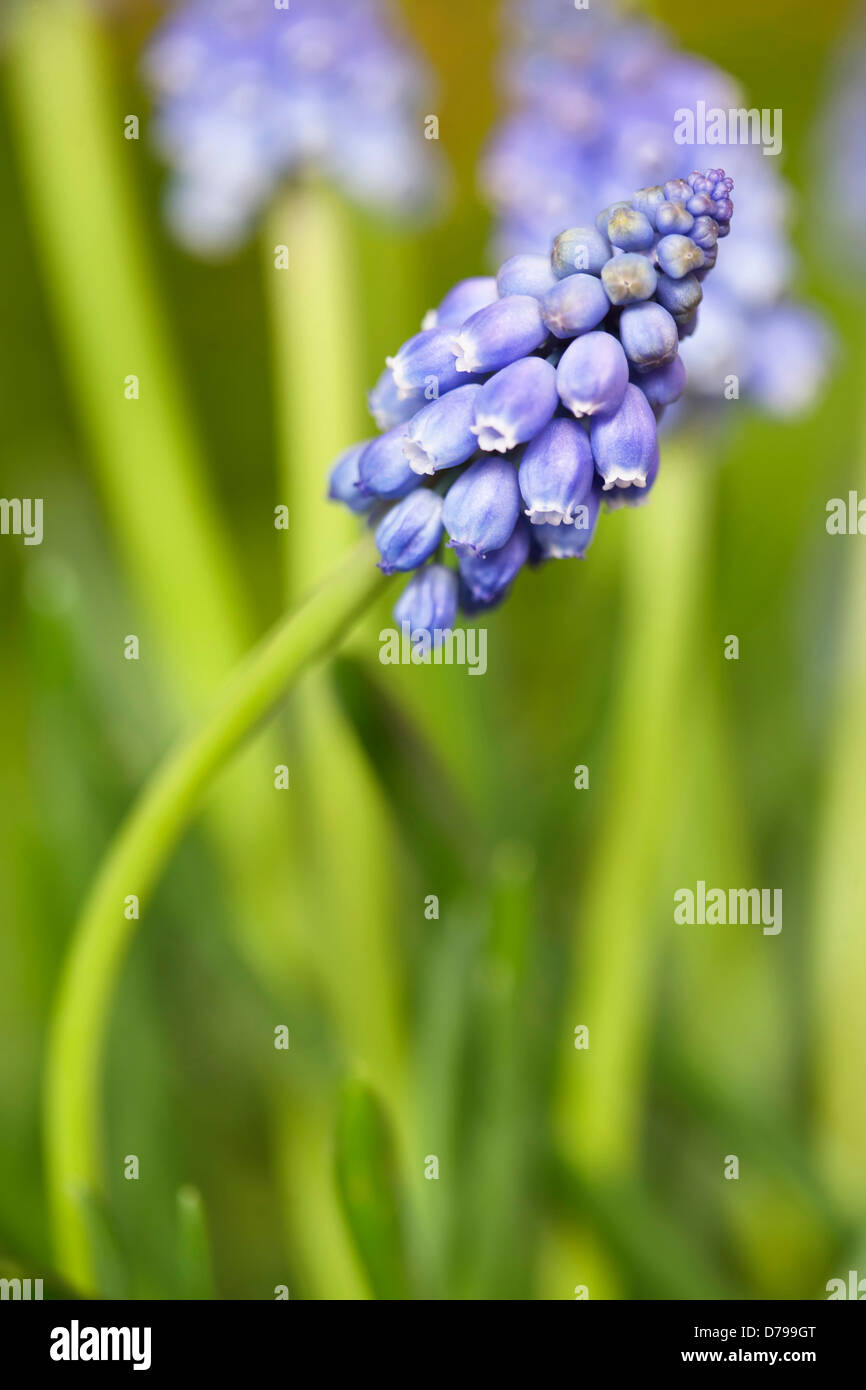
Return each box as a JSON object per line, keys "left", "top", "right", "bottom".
{"left": 329, "top": 170, "right": 734, "bottom": 640}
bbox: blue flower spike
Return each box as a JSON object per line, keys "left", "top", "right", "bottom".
{"left": 423, "top": 277, "right": 498, "bottom": 331}
{"left": 357, "top": 424, "right": 417, "bottom": 500}
{"left": 541, "top": 273, "right": 611, "bottom": 338}
{"left": 442, "top": 456, "right": 523, "bottom": 559}
{"left": 459, "top": 521, "right": 531, "bottom": 605}
{"left": 394, "top": 564, "right": 459, "bottom": 644}
{"left": 375, "top": 488, "right": 444, "bottom": 575}
{"left": 590, "top": 385, "right": 659, "bottom": 491}
{"left": 452, "top": 295, "right": 548, "bottom": 374}
{"left": 518, "top": 419, "right": 595, "bottom": 527}
{"left": 330, "top": 168, "right": 734, "bottom": 639}
{"left": 556, "top": 332, "right": 629, "bottom": 418}
{"left": 471, "top": 357, "right": 559, "bottom": 453}
{"left": 552, "top": 226, "right": 612, "bottom": 278}
{"left": 403, "top": 384, "right": 482, "bottom": 475}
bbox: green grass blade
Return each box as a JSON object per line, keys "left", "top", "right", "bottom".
{"left": 462, "top": 844, "right": 536, "bottom": 1299}
{"left": 175, "top": 1186, "right": 216, "bottom": 1301}
{"left": 335, "top": 1079, "right": 409, "bottom": 1301}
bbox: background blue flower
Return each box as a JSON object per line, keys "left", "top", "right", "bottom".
{"left": 481, "top": 0, "right": 830, "bottom": 415}
{"left": 143, "top": 0, "right": 446, "bottom": 253}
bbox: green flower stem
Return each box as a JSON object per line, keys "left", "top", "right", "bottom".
{"left": 335, "top": 1078, "right": 410, "bottom": 1300}
{"left": 263, "top": 185, "right": 411, "bottom": 1284}
{"left": 175, "top": 1186, "right": 217, "bottom": 1301}
{"left": 45, "top": 540, "right": 388, "bottom": 1293}
{"left": 554, "top": 439, "right": 706, "bottom": 1180}
{"left": 538, "top": 442, "right": 708, "bottom": 1300}
{"left": 265, "top": 184, "right": 364, "bottom": 599}
{"left": 8, "top": 0, "right": 248, "bottom": 705}
{"left": 814, "top": 390, "right": 866, "bottom": 1212}
{"left": 7, "top": 0, "right": 300, "bottom": 991}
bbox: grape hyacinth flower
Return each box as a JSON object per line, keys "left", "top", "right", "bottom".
{"left": 481, "top": 0, "right": 829, "bottom": 416}
{"left": 143, "top": 0, "right": 444, "bottom": 254}
{"left": 394, "top": 564, "right": 459, "bottom": 643}
{"left": 328, "top": 169, "right": 735, "bottom": 639}
{"left": 374, "top": 488, "right": 444, "bottom": 575}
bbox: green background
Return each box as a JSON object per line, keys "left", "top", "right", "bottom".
{"left": 0, "top": 0, "right": 864, "bottom": 1299}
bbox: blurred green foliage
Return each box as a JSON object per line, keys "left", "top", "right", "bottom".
{"left": 0, "top": 0, "right": 864, "bottom": 1300}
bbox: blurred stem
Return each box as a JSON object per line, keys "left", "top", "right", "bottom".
{"left": 291, "top": 682, "right": 408, "bottom": 1111}
{"left": 335, "top": 1079, "right": 410, "bottom": 1300}
{"left": 263, "top": 185, "right": 410, "bottom": 1266}
{"left": 175, "top": 1186, "right": 216, "bottom": 1301}
{"left": 813, "top": 394, "right": 866, "bottom": 1212}
{"left": 547, "top": 1158, "right": 742, "bottom": 1300}
{"left": 411, "top": 909, "right": 479, "bottom": 1298}
{"left": 272, "top": 1091, "right": 369, "bottom": 1301}
{"left": 555, "top": 439, "right": 706, "bottom": 1180}
{"left": 7, "top": 0, "right": 247, "bottom": 705}
{"left": 462, "top": 844, "right": 535, "bottom": 1299}
{"left": 265, "top": 183, "right": 364, "bottom": 599}
{"left": 45, "top": 540, "right": 387, "bottom": 1292}
{"left": 7, "top": 0, "right": 298, "bottom": 989}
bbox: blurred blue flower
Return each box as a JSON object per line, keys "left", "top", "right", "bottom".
{"left": 481, "top": 0, "right": 829, "bottom": 416}
{"left": 144, "top": 0, "right": 445, "bottom": 254}
{"left": 816, "top": 7, "right": 866, "bottom": 260}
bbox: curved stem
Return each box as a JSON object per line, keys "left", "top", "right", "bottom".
{"left": 45, "top": 540, "right": 387, "bottom": 1293}
{"left": 554, "top": 438, "right": 705, "bottom": 1178}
